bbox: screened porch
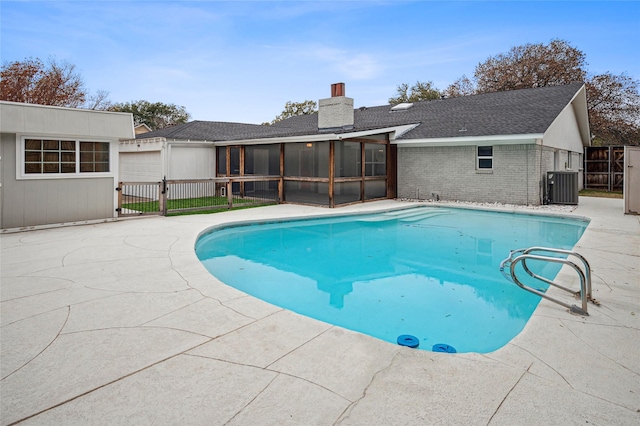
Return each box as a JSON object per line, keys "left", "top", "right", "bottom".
{"left": 216, "top": 136, "right": 397, "bottom": 207}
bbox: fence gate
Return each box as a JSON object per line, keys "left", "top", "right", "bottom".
{"left": 624, "top": 146, "right": 640, "bottom": 215}
{"left": 116, "top": 181, "right": 163, "bottom": 217}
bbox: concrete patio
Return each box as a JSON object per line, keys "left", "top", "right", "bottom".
{"left": 1, "top": 197, "right": 638, "bottom": 425}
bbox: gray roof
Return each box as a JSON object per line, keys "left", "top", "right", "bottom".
{"left": 136, "top": 83, "right": 584, "bottom": 142}
{"left": 134, "top": 121, "right": 277, "bottom": 141}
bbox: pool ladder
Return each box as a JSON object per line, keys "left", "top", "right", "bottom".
{"left": 500, "top": 247, "right": 597, "bottom": 316}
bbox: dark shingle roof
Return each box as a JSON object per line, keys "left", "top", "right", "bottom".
{"left": 392, "top": 83, "right": 583, "bottom": 139}
{"left": 136, "top": 84, "right": 583, "bottom": 142}
{"left": 135, "top": 121, "right": 275, "bottom": 141}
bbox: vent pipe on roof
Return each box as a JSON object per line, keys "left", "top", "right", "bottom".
{"left": 319, "top": 82, "right": 354, "bottom": 130}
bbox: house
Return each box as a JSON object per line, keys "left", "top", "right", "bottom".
{"left": 123, "top": 82, "right": 590, "bottom": 207}
{"left": 134, "top": 123, "right": 152, "bottom": 135}
{"left": 0, "top": 101, "right": 134, "bottom": 230}
{"left": 119, "top": 121, "right": 273, "bottom": 182}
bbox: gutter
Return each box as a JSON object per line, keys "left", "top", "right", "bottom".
{"left": 337, "top": 124, "right": 420, "bottom": 141}
{"left": 393, "top": 133, "right": 543, "bottom": 147}
{"left": 214, "top": 133, "right": 336, "bottom": 146}
{"left": 215, "top": 124, "right": 421, "bottom": 146}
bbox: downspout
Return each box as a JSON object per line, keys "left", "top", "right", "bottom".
{"left": 538, "top": 138, "right": 544, "bottom": 205}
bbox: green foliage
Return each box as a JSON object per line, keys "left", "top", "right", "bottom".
{"left": 109, "top": 100, "right": 190, "bottom": 130}
{"left": 122, "top": 195, "right": 267, "bottom": 215}
{"left": 579, "top": 189, "right": 623, "bottom": 198}
{"left": 389, "top": 81, "right": 441, "bottom": 104}
{"left": 266, "top": 100, "right": 317, "bottom": 125}
{"left": 123, "top": 196, "right": 228, "bottom": 212}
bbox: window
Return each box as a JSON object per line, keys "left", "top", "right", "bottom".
{"left": 23, "top": 138, "right": 110, "bottom": 175}
{"left": 25, "top": 139, "right": 75, "bottom": 174}
{"left": 365, "top": 143, "right": 386, "bottom": 176}
{"left": 80, "top": 142, "right": 110, "bottom": 172}
{"left": 477, "top": 146, "right": 493, "bottom": 169}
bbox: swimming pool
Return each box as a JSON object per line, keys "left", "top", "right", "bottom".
{"left": 195, "top": 206, "right": 588, "bottom": 353}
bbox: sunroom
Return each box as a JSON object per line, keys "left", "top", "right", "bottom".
{"left": 212, "top": 82, "right": 398, "bottom": 207}
{"left": 215, "top": 135, "right": 396, "bottom": 208}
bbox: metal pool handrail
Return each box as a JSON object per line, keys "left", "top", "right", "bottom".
{"left": 521, "top": 247, "right": 592, "bottom": 300}
{"left": 500, "top": 247, "right": 593, "bottom": 316}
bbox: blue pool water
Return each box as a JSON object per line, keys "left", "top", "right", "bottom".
{"left": 195, "top": 207, "right": 588, "bottom": 353}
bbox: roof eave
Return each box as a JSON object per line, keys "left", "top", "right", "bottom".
{"left": 340, "top": 124, "right": 420, "bottom": 140}
{"left": 393, "top": 133, "right": 543, "bottom": 147}
{"left": 571, "top": 84, "right": 591, "bottom": 147}
{"left": 215, "top": 124, "right": 420, "bottom": 145}
{"left": 214, "top": 133, "right": 338, "bottom": 146}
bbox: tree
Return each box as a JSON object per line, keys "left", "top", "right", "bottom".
{"left": 85, "top": 90, "right": 112, "bottom": 111}
{"left": 0, "top": 57, "right": 110, "bottom": 109}
{"left": 109, "top": 100, "right": 191, "bottom": 130}
{"left": 389, "top": 81, "right": 441, "bottom": 104}
{"left": 443, "top": 75, "right": 476, "bottom": 98}
{"left": 473, "top": 39, "right": 587, "bottom": 93}
{"left": 440, "top": 39, "right": 639, "bottom": 145}
{"left": 266, "top": 100, "right": 317, "bottom": 125}
{"left": 586, "top": 73, "right": 640, "bottom": 146}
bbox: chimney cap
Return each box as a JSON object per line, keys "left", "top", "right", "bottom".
{"left": 331, "top": 82, "right": 345, "bottom": 97}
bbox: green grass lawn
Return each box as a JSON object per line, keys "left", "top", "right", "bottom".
{"left": 167, "top": 204, "right": 268, "bottom": 216}
{"left": 122, "top": 195, "right": 272, "bottom": 215}
{"left": 579, "top": 189, "right": 623, "bottom": 199}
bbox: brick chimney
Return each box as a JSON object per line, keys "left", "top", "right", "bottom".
{"left": 318, "top": 82, "right": 354, "bottom": 130}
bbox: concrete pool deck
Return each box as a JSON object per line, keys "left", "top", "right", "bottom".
{"left": 1, "top": 197, "right": 638, "bottom": 425}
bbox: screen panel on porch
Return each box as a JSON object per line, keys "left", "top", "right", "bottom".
{"left": 284, "top": 142, "right": 330, "bottom": 205}
{"left": 244, "top": 144, "right": 280, "bottom": 192}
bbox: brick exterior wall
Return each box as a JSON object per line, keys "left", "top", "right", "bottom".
{"left": 397, "top": 144, "right": 561, "bottom": 205}
{"left": 318, "top": 97, "right": 354, "bottom": 129}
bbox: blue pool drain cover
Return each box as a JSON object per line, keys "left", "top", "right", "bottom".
{"left": 398, "top": 334, "right": 420, "bottom": 348}
{"left": 397, "top": 335, "right": 419, "bottom": 348}
{"left": 432, "top": 343, "right": 457, "bottom": 353}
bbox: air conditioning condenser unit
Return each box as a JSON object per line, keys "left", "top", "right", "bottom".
{"left": 546, "top": 171, "right": 578, "bottom": 205}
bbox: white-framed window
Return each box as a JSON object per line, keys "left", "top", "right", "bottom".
{"left": 19, "top": 137, "right": 111, "bottom": 178}
{"left": 477, "top": 146, "right": 493, "bottom": 169}
{"left": 364, "top": 143, "right": 386, "bottom": 176}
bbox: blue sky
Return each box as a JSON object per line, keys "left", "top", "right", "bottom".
{"left": 2, "top": 0, "right": 639, "bottom": 124}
